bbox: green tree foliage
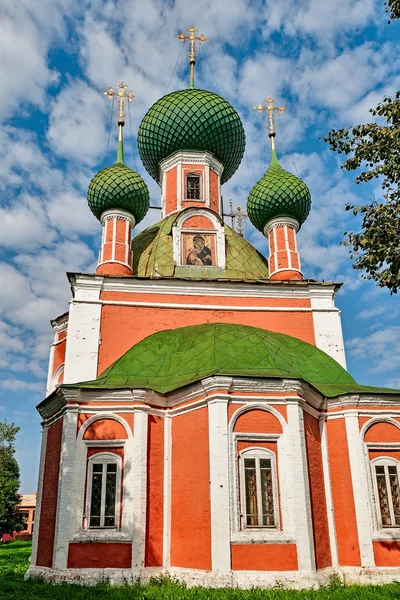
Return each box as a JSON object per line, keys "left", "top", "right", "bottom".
{"left": 385, "top": 0, "right": 400, "bottom": 22}
{"left": 323, "top": 2, "right": 400, "bottom": 293}
{"left": 0, "top": 421, "right": 24, "bottom": 537}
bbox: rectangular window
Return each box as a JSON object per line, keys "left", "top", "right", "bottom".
{"left": 242, "top": 453, "right": 276, "bottom": 529}
{"left": 88, "top": 459, "right": 120, "bottom": 528}
{"left": 374, "top": 462, "right": 400, "bottom": 527}
{"left": 186, "top": 174, "right": 201, "bottom": 200}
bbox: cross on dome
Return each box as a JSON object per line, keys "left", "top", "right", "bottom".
{"left": 175, "top": 25, "right": 209, "bottom": 88}
{"left": 253, "top": 96, "right": 287, "bottom": 151}
{"left": 103, "top": 82, "right": 135, "bottom": 124}
{"left": 103, "top": 82, "right": 135, "bottom": 163}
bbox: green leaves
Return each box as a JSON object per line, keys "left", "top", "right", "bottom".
{"left": 324, "top": 91, "right": 400, "bottom": 294}
{"left": 0, "top": 421, "right": 24, "bottom": 537}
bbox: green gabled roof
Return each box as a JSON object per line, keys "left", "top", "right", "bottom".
{"left": 71, "top": 323, "right": 400, "bottom": 397}
{"left": 137, "top": 88, "right": 245, "bottom": 184}
{"left": 247, "top": 149, "right": 311, "bottom": 232}
{"left": 131, "top": 210, "right": 269, "bottom": 280}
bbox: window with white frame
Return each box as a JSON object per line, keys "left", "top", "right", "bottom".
{"left": 185, "top": 173, "right": 201, "bottom": 200}
{"left": 372, "top": 458, "right": 400, "bottom": 528}
{"left": 239, "top": 448, "right": 278, "bottom": 529}
{"left": 87, "top": 453, "right": 121, "bottom": 529}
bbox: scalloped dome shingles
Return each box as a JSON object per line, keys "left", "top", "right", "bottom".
{"left": 137, "top": 89, "right": 245, "bottom": 185}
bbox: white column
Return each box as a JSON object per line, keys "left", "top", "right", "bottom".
{"left": 53, "top": 409, "right": 78, "bottom": 569}
{"left": 30, "top": 426, "right": 48, "bottom": 567}
{"left": 286, "top": 400, "right": 315, "bottom": 571}
{"left": 163, "top": 413, "right": 172, "bottom": 567}
{"left": 131, "top": 408, "right": 149, "bottom": 571}
{"left": 208, "top": 397, "right": 231, "bottom": 571}
{"left": 310, "top": 286, "right": 346, "bottom": 369}
{"left": 319, "top": 416, "right": 338, "bottom": 566}
{"left": 345, "top": 411, "right": 375, "bottom": 566}
{"left": 63, "top": 280, "right": 102, "bottom": 384}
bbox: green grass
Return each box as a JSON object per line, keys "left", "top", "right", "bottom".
{"left": 1, "top": 540, "right": 400, "bottom": 599}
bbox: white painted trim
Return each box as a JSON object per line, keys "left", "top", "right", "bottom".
{"left": 48, "top": 363, "right": 64, "bottom": 394}
{"left": 100, "top": 209, "right": 135, "bottom": 227}
{"left": 264, "top": 217, "right": 300, "bottom": 236}
{"left": 159, "top": 150, "right": 224, "bottom": 177}
{"left": 208, "top": 397, "right": 231, "bottom": 571}
{"left": 26, "top": 563, "right": 400, "bottom": 589}
{"left": 344, "top": 412, "right": 375, "bottom": 566}
{"left": 269, "top": 266, "right": 302, "bottom": 276}
{"left": 182, "top": 168, "right": 205, "bottom": 203}
{"left": 63, "top": 278, "right": 102, "bottom": 384}
{"left": 76, "top": 273, "right": 340, "bottom": 299}
{"left": 163, "top": 414, "right": 172, "bottom": 567}
{"left": 205, "top": 164, "right": 210, "bottom": 208}
{"left": 112, "top": 217, "right": 116, "bottom": 260}
{"left": 30, "top": 426, "right": 48, "bottom": 566}
{"left": 228, "top": 403, "right": 293, "bottom": 545}
{"left": 75, "top": 297, "right": 340, "bottom": 313}
{"left": 70, "top": 413, "right": 134, "bottom": 545}
{"left": 370, "top": 456, "right": 400, "bottom": 530}
{"left": 319, "top": 416, "right": 338, "bottom": 566}
{"left": 172, "top": 208, "right": 226, "bottom": 269}
{"left": 286, "top": 401, "right": 316, "bottom": 571}
{"left": 46, "top": 341, "right": 56, "bottom": 396}
{"left": 131, "top": 409, "right": 149, "bottom": 570}
{"left": 177, "top": 164, "right": 182, "bottom": 210}
{"left": 53, "top": 408, "right": 79, "bottom": 569}
{"left": 360, "top": 416, "right": 400, "bottom": 440}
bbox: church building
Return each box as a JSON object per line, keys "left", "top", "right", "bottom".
{"left": 27, "top": 27, "right": 400, "bottom": 589}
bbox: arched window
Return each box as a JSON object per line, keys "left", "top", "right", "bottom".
{"left": 372, "top": 457, "right": 400, "bottom": 528}
{"left": 185, "top": 173, "right": 201, "bottom": 200}
{"left": 239, "top": 448, "right": 278, "bottom": 529}
{"left": 86, "top": 453, "right": 122, "bottom": 529}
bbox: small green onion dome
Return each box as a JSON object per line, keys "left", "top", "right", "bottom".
{"left": 137, "top": 88, "right": 245, "bottom": 185}
{"left": 247, "top": 149, "right": 311, "bottom": 232}
{"left": 87, "top": 136, "right": 150, "bottom": 223}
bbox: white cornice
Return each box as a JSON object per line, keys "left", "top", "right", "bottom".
{"left": 159, "top": 150, "right": 224, "bottom": 176}
{"left": 264, "top": 217, "right": 300, "bottom": 236}
{"left": 100, "top": 209, "right": 135, "bottom": 227}
{"left": 71, "top": 273, "right": 341, "bottom": 301}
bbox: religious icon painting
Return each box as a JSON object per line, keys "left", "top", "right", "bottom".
{"left": 182, "top": 232, "right": 217, "bottom": 266}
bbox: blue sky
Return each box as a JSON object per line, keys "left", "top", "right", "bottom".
{"left": 2, "top": 0, "right": 400, "bottom": 492}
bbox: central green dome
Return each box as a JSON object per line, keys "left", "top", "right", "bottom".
{"left": 75, "top": 322, "right": 371, "bottom": 397}
{"left": 137, "top": 88, "right": 245, "bottom": 185}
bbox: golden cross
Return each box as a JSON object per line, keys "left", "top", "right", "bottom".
{"left": 175, "top": 25, "right": 209, "bottom": 88}
{"left": 253, "top": 96, "right": 286, "bottom": 150}
{"left": 103, "top": 82, "right": 135, "bottom": 124}
{"left": 225, "top": 200, "right": 248, "bottom": 237}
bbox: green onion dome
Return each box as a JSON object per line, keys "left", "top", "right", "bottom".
{"left": 137, "top": 88, "right": 245, "bottom": 184}
{"left": 87, "top": 136, "right": 150, "bottom": 223}
{"left": 247, "top": 150, "right": 311, "bottom": 232}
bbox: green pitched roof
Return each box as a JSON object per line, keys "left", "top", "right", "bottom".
{"left": 137, "top": 88, "right": 245, "bottom": 184}
{"left": 247, "top": 150, "right": 311, "bottom": 232}
{"left": 72, "top": 323, "right": 400, "bottom": 397}
{"left": 131, "top": 210, "right": 269, "bottom": 280}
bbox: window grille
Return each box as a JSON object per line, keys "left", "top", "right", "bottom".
{"left": 186, "top": 174, "right": 201, "bottom": 200}
{"left": 373, "top": 460, "right": 400, "bottom": 527}
{"left": 87, "top": 454, "right": 121, "bottom": 528}
{"left": 240, "top": 450, "right": 277, "bottom": 529}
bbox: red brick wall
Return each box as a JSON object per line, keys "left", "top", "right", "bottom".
{"left": 231, "top": 544, "right": 298, "bottom": 570}
{"left": 145, "top": 415, "right": 164, "bottom": 566}
{"left": 304, "top": 412, "right": 332, "bottom": 569}
{"left": 36, "top": 418, "right": 63, "bottom": 567}
{"left": 67, "top": 543, "right": 131, "bottom": 568}
{"left": 171, "top": 408, "right": 211, "bottom": 569}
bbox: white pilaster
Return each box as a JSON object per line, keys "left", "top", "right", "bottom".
{"left": 53, "top": 409, "right": 78, "bottom": 569}
{"left": 345, "top": 411, "right": 375, "bottom": 566}
{"left": 30, "top": 426, "right": 48, "bottom": 566}
{"left": 163, "top": 413, "right": 172, "bottom": 567}
{"left": 208, "top": 397, "right": 231, "bottom": 571}
{"left": 286, "top": 400, "right": 316, "bottom": 571}
{"left": 131, "top": 408, "right": 149, "bottom": 571}
{"left": 63, "top": 279, "right": 102, "bottom": 384}
{"left": 309, "top": 286, "right": 346, "bottom": 369}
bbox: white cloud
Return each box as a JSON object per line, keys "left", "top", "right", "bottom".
{"left": 347, "top": 326, "right": 400, "bottom": 374}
